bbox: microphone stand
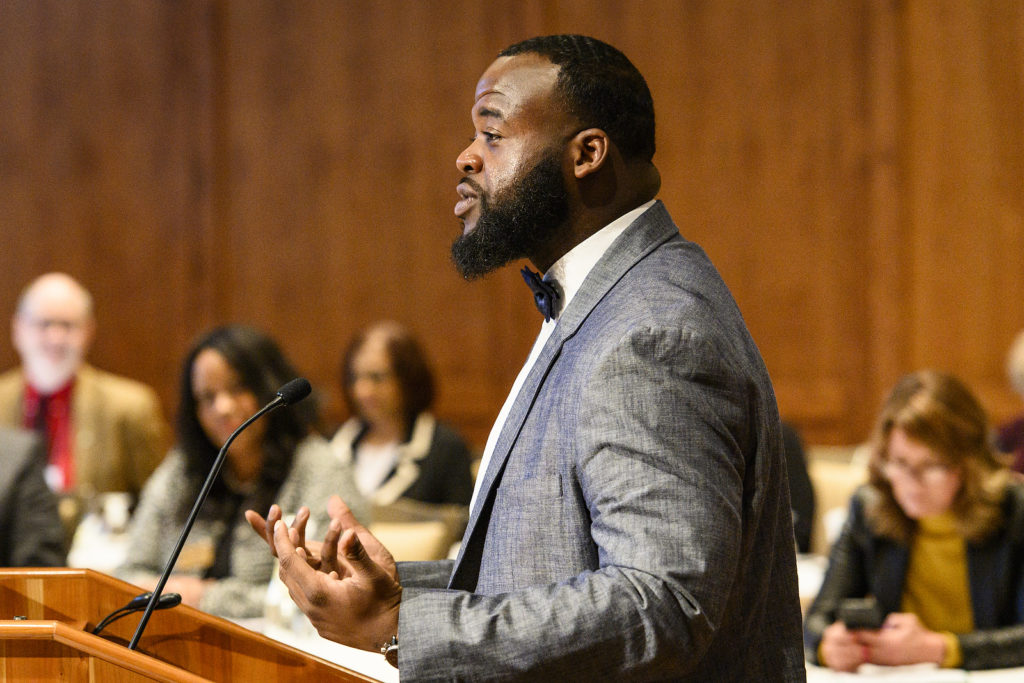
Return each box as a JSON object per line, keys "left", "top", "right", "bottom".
{"left": 127, "top": 394, "right": 287, "bottom": 650}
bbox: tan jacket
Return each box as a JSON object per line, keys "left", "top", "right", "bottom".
{"left": 0, "top": 364, "right": 167, "bottom": 501}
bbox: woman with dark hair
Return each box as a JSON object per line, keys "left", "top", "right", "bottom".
{"left": 805, "top": 370, "right": 1024, "bottom": 671}
{"left": 118, "top": 325, "right": 365, "bottom": 618}
{"left": 332, "top": 320, "right": 474, "bottom": 507}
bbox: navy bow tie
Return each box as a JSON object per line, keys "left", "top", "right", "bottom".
{"left": 521, "top": 267, "right": 562, "bottom": 321}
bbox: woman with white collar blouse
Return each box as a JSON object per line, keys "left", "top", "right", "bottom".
{"left": 332, "top": 321, "right": 474, "bottom": 508}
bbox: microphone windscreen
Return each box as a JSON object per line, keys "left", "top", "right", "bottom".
{"left": 277, "top": 378, "right": 312, "bottom": 406}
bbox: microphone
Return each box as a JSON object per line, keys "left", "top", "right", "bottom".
{"left": 127, "top": 378, "right": 312, "bottom": 650}
{"left": 276, "top": 377, "right": 312, "bottom": 406}
{"left": 92, "top": 591, "right": 182, "bottom": 636}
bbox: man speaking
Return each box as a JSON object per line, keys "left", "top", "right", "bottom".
{"left": 249, "top": 34, "right": 805, "bottom": 680}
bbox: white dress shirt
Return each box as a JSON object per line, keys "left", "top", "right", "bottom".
{"left": 468, "top": 200, "right": 657, "bottom": 511}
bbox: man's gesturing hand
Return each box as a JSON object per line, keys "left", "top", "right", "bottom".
{"left": 245, "top": 504, "right": 327, "bottom": 569}
{"left": 274, "top": 515, "right": 402, "bottom": 652}
{"left": 323, "top": 495, "right": 398, "bottom": 582}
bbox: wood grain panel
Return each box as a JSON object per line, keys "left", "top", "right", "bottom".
{"left": 0, "top": 1, "right": 1021, "bottom": 450}
{"left": 210, "top": 0, "right": 885, "bottom": 445}
{"left": 0, "top": 0, "right": 218, "bottom": 420}
{"left": 902, "top": 0, "right": 1024, "bottom": 426}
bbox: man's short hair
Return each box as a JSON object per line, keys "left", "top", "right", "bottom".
{"left": 499, "top": 34, "right": 656, "bottom": 162}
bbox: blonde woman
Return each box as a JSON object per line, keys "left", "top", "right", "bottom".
{"left": 805, "top": 370, "right": 1024, "bottom": 671}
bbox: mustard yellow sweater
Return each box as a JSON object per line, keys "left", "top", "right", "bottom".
{"left": 900, "top": 512, "right": 973, "bottom": 667}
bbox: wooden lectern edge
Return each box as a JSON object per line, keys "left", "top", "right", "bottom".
{"left": 0, "top": 620, "right": 213, "bottom": 682}
{"left": 1, "top": 568, "right": 383, "bottom": 683}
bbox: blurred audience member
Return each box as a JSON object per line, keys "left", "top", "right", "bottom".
{"left": 995, "top": 329, "right": 1024, "bottom": 474}
{"left": 805, "top": 370, "right": 1024, "bottom": 671}
{"left": 0, "top": 273, "right": 167, "bottom": 535}
{"left": 783, "top": 421, "right": 815, "bottom": 553}
{"left": 0, "top": 426, "right": 65, "bottom": 566}
{"left": 332, "top": 320, "right": 474, "bottom": 507}
{"left": 118, "top": 325, "right": 365, "bottom": 618}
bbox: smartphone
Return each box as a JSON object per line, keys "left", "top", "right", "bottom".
{"left": 837, "top": 597, "right": 884, "bottom": 630}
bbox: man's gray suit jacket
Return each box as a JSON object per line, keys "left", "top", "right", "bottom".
{"left": 397, "top": 201, "right": 806, "bottom": 681}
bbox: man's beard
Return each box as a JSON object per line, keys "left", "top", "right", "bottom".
{"left": 23, "top": 350, "right": 80, "bottom": 394}
{"left": 451, "top": 153, "right": 569, "bottom": 279}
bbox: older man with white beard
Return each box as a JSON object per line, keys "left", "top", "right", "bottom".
{"left": 0, "top": 273, "right": 167, "bottom": 541}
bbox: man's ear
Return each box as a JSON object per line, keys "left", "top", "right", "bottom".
{"left": 570, "top": 128, "right": 609, "bottom": 179}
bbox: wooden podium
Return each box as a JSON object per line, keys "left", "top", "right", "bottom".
{"left": 0, "top": 568, "right": 381, "bottom": 682}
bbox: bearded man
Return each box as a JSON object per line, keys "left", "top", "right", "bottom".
{"left": 0, "top": 273, "right": 167, "bottom": 525}
{"left": 250, "top": 35, "right": 805, "bottom": 680}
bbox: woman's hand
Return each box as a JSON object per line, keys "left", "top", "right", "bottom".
{"left": 820, "top": 620, "right": 869, "bottom": 672}
{"left": 858, "top": 612, "right": 946, "bottom": 666}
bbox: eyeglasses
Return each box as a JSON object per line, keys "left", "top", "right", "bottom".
{"left": 883, "top": 458, "right": 955, "bottom": 484}
{"left": 20, "top": 315, "right": 88, "bottom": 333}
{"left": 350, "top": 370, "right": 394, "bottom": 385}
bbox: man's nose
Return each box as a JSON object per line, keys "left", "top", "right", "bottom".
{"left": 212, "top": 391, "right": 236, "bottom": 415}
{"left": 456, "top": 146, "right": 482, "bottom": 174}
{"left": 41, "top": 323, "right": 71, "bottom": 345}
{"left": 353, "top": 377, "right": 375, "bottom": 399}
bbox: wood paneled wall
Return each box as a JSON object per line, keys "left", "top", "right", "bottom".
{"left": 0, "top": 1, "right": 1021, "bottom": 448}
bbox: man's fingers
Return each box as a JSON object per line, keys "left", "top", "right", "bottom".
{"left": 275, "top": 521, "right": 320, "bottom": 588}
{"left": 327, "top": 495, "right": 364, "bottom": 530}
{"left": 273, "top": 519, "right": 298, "bottom": 561}
{"left": 265, "top": 505, "right": 284, "bottom": 557}
{"left": 275, "top": 521, "right": 328, "bottom": 611}
{"left": 337, "top": 528, "right": 390, "bottom": 586}
{"left": 292, "top": 506, "right": 310, "bottom": 549}
{"left": 321, "top": 517, "right": 342, "bottom": 575}
{"left": 245, "top": 509, "right": 279, "bottom": 558}
{"left": 244, "top": 509, "right": 266, "bottom": 537}
{"left": 266, "top": 505, "right": 282, "bottom": 539}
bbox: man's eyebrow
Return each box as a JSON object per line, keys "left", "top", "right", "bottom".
{"left": 474, "top": 106, "right": 505, "bottom": 121}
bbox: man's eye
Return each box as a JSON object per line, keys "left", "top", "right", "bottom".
{"left": 482, "top": 131, "right": 499, "bottom": 142}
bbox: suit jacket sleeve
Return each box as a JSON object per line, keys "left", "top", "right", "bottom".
{"left": 397, "top": 559, "right": 455, "bottom": 589}
{"left": 397, "top": 325, "right": 756, "bottom": 679}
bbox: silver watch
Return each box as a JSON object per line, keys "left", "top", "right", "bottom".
{"left": 381, "top": 635, "right": 398, "bottom": 668}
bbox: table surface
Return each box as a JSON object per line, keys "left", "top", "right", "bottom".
{"left": 808, "top": 662, "right": 1024, "bottom": 681}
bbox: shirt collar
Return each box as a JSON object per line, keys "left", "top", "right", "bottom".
{"left": 544, "top": 199, "right": 656, "bottom": 314}
{"left": 24, "top": 376, "right": 76, "bottom": 402}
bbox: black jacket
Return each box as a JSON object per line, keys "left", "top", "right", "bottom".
{"left": 0, "top": 426, "right": 66, "bottom": 566}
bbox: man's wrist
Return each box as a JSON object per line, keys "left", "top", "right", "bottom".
{"left": 380, "top": 635, "right": 398, "bottom": 668}
{"left": 378, "top": 595, "right": 401, "bottom": 668}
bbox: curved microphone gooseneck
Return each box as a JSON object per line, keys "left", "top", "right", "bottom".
{"left": 127, "top": 378, "right": 312, "bottom": 650}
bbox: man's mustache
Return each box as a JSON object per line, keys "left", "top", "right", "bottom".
{"left": 459, "top": 177, "right": 485, "bottom": 196}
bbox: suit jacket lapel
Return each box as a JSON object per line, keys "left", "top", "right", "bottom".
{"left": 71, "top": 366, "right": 94, "bottom": 482}
{"left": 448, "top": 329, "right": 565, "bottom": 589}
{"left": 448, "top": 201, "right": 679, "bottom": 589}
